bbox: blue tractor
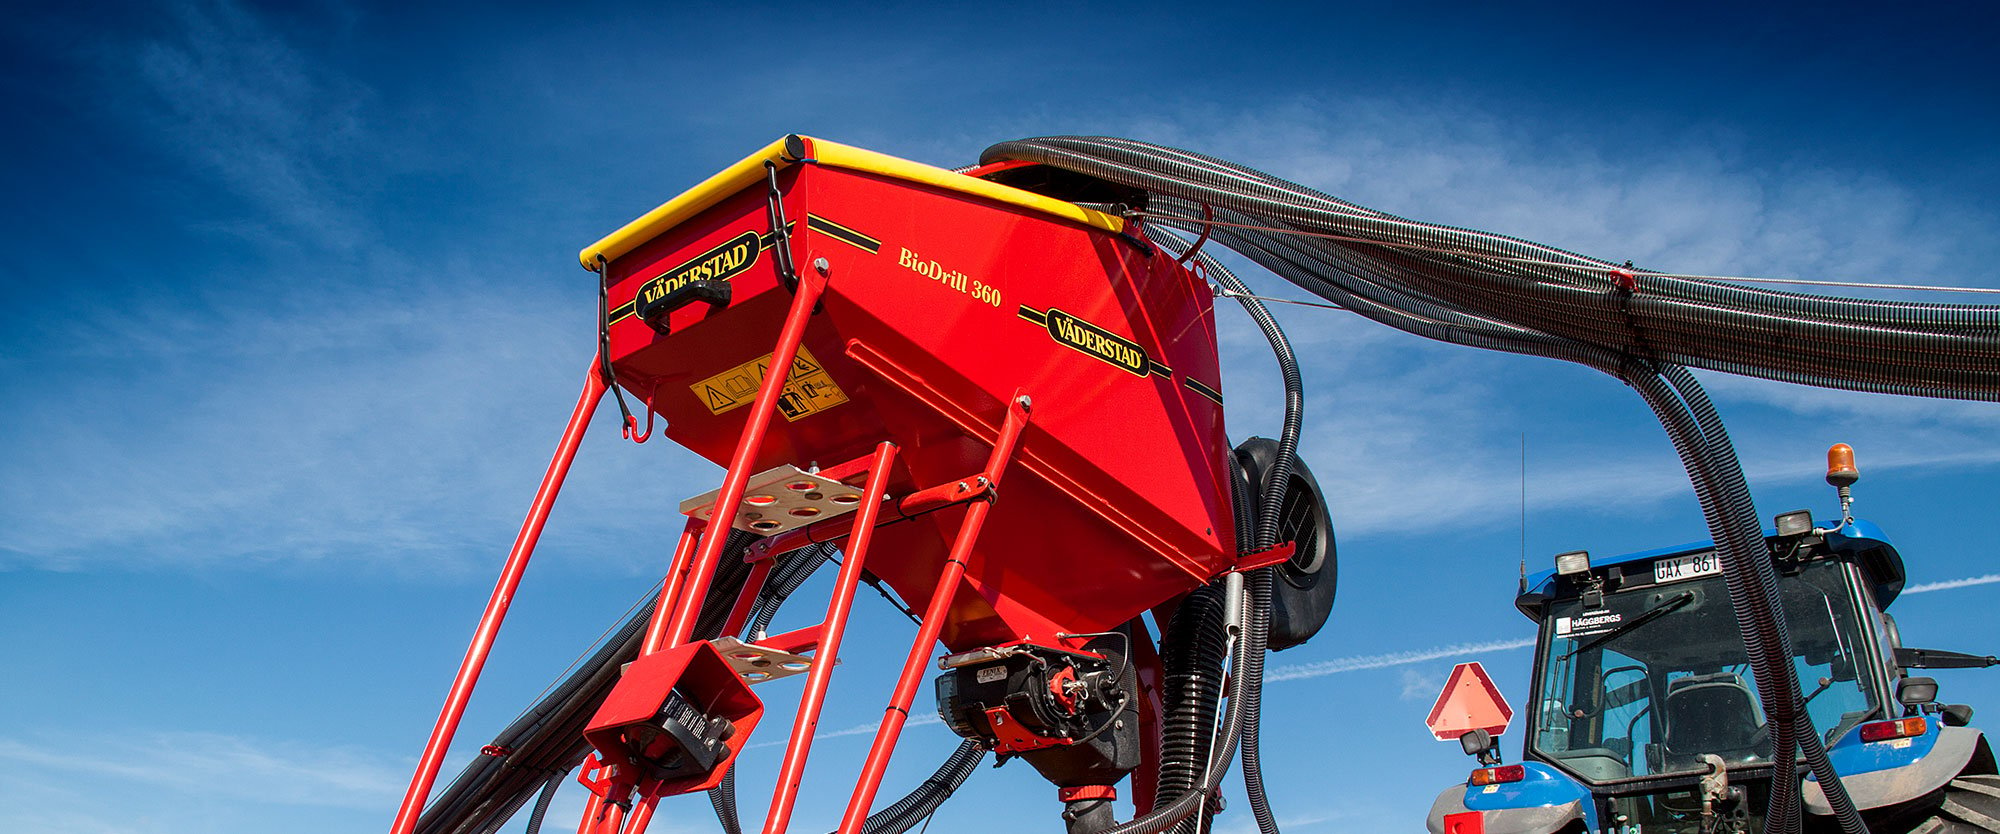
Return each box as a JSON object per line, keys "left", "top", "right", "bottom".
{"left": 1426, "top": 447, "right": 1998, "bottom": 834}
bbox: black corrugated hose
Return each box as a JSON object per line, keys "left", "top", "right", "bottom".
{"left": 977, "top": 136, "right": 1905, "bottom": 833}
{"left": 1158, "top": 231, "right": 1299, "bottom": 834}
{"left": 981, "top": 136, "right": 2000, "bottom": 402}
{"left": 414, "top": 530, "right": 758, "bottom": 834}
{"left": 522, "top": 771, "right": 561, "bottom": 834}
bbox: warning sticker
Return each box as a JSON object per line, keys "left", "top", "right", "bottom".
{"left": 691, "top": 346, "right": 849, "bottom": 422}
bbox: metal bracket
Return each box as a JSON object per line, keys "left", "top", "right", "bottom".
{"left": 680, "top": 464, "right": 871, "bottom": 535}
{"left": 712, "top": 636, "right": 816, "bottom": 685}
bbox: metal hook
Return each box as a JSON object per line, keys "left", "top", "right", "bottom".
{"left": 624, "top": 378, "right": 661, "bottom": 443}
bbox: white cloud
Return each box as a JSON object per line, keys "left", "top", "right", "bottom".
{"left": 1400, "top": 667, "right": 1445, "bottom": 702}
{"left": 123, "top": 0, "right": 384, "bottom": 253}
{"left": 0, "top": 730, "right": 404, "bottom": 809}
{"left": 745, "top": 711, "right": 943, "bottom": 750}
{"left": 8, "top": 30, "right": 1995, "bottom": 578}
{"left": 1267, "top": 638, "right": 1535, "bottom": 683}
{"left": 1905, "top": 573, "right": 2000, "bottom": 594}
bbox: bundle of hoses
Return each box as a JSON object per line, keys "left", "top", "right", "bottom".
{"left": 981, "top": 136, "right": 2000, "bottom": 402}
{"left": 414, "top": 530, "right": 760, "bottom": 834}
{"left": 1160, "top": 232, "right": 1303, "bottom": 834}
{"left": 980, "top": 135, "right": 1947, "bottom": 833}
{"left": 417, "top": 534, "right": 991, "bottom": 834}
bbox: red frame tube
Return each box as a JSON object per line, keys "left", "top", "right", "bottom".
{"left": 763, "top": 442, "right": 901, "bottom": 834}
{"left": 835, "top": 395, "right": 1032, "bottom": 834}
{"left": 390, "top": 362, "right": 608, "bottom": 834}
{"left": 640, "top": 518, "right": 706, "bottom": 655}
{"left": 662, "top": 270, "right": 829, "bottom": 648}
{"left": 719, "top": 555, "right": 776, "bottom": 640}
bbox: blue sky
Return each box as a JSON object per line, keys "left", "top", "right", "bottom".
{"left": 3, "top": 2, "right": 1998, "bottom": 832}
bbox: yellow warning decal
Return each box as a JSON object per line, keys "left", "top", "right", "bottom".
{"left": 691, "top": 346, "right": 849, "bottom": 422}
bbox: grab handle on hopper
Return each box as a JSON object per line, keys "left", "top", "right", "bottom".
{"left": 637, "top": 279, "right": 733, "bottom": 335}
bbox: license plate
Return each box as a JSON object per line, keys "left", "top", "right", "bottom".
{"left": 1654, "top": 552, "right": 1721, "bottom": 584}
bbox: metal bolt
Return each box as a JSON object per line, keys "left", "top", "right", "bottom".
{"left": 813, "top": 257, "right": 830, "bottom": 275}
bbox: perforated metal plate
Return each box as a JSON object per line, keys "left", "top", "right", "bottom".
{"left": 710, "top": 637, "right": 815, "bottom": 685}
{"left": 679, "top": 464, "right": 866, "bottom": 535}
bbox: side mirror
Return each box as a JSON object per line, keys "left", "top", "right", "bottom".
{"left": 1897, "top": 676, "right": 1939, "bottom": 708}
{"left": 1459, "top": 728, "right": 1500, "bottom": 765}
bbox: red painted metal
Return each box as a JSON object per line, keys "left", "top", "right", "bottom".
{"left": 763, "top": 441, "right": 901, "bottom": 834}
{"left": 602, "top": 157, "right": 1233, "bottom": 650}
{"left": 758, "top": 623, "right": 824, "bottom": 655}
{"left": 389, "top": 362, "right": 608, "bottom": 834}
{"left": 573, "top": 755, "right": 627, "bottom": 834}
{"left": 662, "top": 268, "right": 831, "bottom": 648}
{"left": 834, "top": 395, "right": 1032, "bottom": 834}
{"left": 719, "top": 553, "right": 775, "bottom": 639}
{"left": 1059, "top": 785, "right": 1119, "bottom": 802}
{"left": 620, "top": 792, "right": 659, "bottom": 834}
{"left": 583, "top": 640, "right": 764, "bottom": 796}
{"left": 640, "top": 518, "right": 705, "bottom": 656}
{"left": 408, "top": 138, "right": 1267, "bottom": 833}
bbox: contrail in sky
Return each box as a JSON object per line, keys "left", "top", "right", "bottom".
{"left": 748, "top": 574, "right": 1997, "bottom": 746}
{"left": 1266, "top": 638, "right": 1536, "bottom": 683}
{"left": 1260, "top": 572, "right": 2000, "bottom": 683}
{"left": 746, "top": 713, "right": 942, "bottom": 749}
{"left": 1904, "top": 573, "right": 2000, "bottom": 594}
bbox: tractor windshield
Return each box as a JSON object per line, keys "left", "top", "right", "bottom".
{"left": 1528, "top": 558, "right": 1884, "bottom": 784}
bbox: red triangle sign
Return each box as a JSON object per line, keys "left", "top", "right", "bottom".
{"left": 1424, "top": 661, "right": 1514, "bottom": 741}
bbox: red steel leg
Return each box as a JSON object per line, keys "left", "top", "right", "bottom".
{"left": 620, "top": 794, "right": 659, "bottom": 834}
{"left": 576, "top": 796, "right": 607, "bottom": 834}
{"left": 639, "top": 518, "right": 706, "bottom": 655}
{"left": 764, "top": 441, "right": 901, "bottom": 834}
{"left": 662, "top": 269, "right": 829, "bottom": 648}
{"left": 391, "top": 361, "right": 609, "bottom": 834}
{"left": 720, "top": 555, "right": 776, "bottom": 639}
{"left": 835, "top": 396, "right": 1032, "bottom": 834}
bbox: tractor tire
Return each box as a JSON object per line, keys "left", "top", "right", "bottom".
{"left": 1231, "top": 437, "right": 1336, "bottom": 651}
{"left": 1907, "top": 775, "right": 2000, "bottom": 834}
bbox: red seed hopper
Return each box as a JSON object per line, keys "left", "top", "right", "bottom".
{"left": 592, "top": 134, "right": 1239, "bottom": 647}
{"left": 392, "top": 135, "right": 1308, "bottom": 834}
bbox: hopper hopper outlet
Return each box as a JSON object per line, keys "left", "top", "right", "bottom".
{"left": 679, "top": 464, "right": 868, "bottom": 535}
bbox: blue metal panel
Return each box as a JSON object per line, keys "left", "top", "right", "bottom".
{"left": 1518, "top": 518, "right": 1901, "bottom": 619}
{"left": 1811, "top": 715, "right": 1940, "bottom": 779}
{"left": 1462, "top": 761, "right": 1600, "bottom": 831}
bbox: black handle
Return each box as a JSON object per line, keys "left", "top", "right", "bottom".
{"left": 637, "top": 279, "right": 732, "bottom": 335}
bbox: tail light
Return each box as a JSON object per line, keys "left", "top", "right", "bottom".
{"left": 1468, "top": 764, "right": 1525, "bottom": 786}
{"left": 1858, "top": 717, "right": 1927, "bottom": 743}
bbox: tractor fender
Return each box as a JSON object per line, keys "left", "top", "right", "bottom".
{"left": 1805, "top": 724, "right": 1993, "bottom": 815}
{"left": 1426, "top": 763, "right": 1596, "bottom": 834}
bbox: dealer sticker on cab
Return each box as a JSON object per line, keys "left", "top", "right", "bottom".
{"left": 1654, "top": 551, "right": 1722, "bottom": 584}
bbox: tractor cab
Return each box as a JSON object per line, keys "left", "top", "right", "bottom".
{"left": 1427, "top": 446, "right": 1998, "bottom": 834}
{"left": 1502, "top": 519, "right": 1903, "bottom": 831}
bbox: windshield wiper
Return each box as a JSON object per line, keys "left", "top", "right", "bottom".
{"left": 1558, "top": 591, "right": 1695, "bottom": 661}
